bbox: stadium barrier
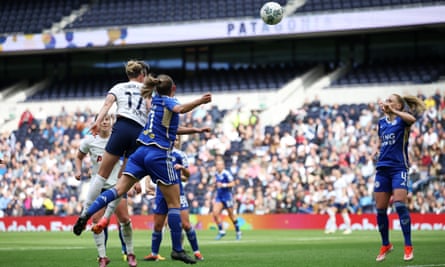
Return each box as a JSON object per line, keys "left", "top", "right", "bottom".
{"left": 1, "top": 214, "right": 445, "bottom": 232}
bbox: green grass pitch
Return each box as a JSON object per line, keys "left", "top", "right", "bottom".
{"left": 0, "top": 229, "right": 444, "bottom": 267}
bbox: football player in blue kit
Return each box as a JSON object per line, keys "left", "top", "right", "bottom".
{"left": 213, "top": 158, "right": 242, "bottom": 240}
{"left": 144, "top": 135, "right": 204, "bottom": 261}
{"left": 374, "top": 94, "right": 425, "bottom": 262}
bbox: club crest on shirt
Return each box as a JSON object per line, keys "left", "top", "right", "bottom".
{"left": 374, "top": 181, "right": 380, "bottom": 189}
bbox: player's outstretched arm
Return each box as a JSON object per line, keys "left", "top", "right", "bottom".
{"left": 173, "top": 93, "right": 211, "bottom": 114}
{"left": 177, "top": 126, "right": 211, "bottom": 135}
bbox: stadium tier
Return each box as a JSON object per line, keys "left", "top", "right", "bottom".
{"left": 1, "top": 0, "right": 444, "bottom": 34}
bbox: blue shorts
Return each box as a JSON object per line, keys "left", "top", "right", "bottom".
{"left": 106, "top": 117, "right": 142, "bottom": 158}
{"left": 123, "top": 145, "right": 180, "bottom": 185}
{"left": 153, "top": 194, "right": 189, "bottom": 214}
{"left": 215, "top": 194, "right": 234, "bottom": 209}
{"left": 374, "top": 167, "right": 409, "bottom": 193}
{"left": 334, "top": 203, "right": 348, "bottom": 210}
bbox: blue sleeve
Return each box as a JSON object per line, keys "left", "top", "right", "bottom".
{"left": 165, "top": 97, "right": 179, "bottom": 112}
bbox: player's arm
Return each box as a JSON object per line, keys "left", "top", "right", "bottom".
{"left": 127, "top": 182, "right": 142, "bottom": 197}
{"left": 177, "top": 126, "right": 211, "bottom": 135}
{"left": 91, "top": 94, "right": 116, "bottom": 135}
{"left": 144, "top": 175, "right": 156, "bottom": 196}
{"left": 74, "top": 151, "right": 87, "bottom": 180}
{"left": 393, "top": 109, "right": 416, "bottom": 125}
{"left": 383, "top": 102, "right": 416, "bottom": 125}
{"left": 217, "top": 172, "right": 236, "bottom": 188}
{"left": 372, "top": 122, "right": 382, "bottom": 163}
{"left": 177, "top": 164, "right": 190, "bottom": 182}
{"left": 172, "top": 93, "right": 211, "bottom": 114}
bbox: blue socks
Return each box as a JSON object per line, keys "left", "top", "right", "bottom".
{"left": 394, "top": 201, "right": 412, "bottom": 246}
{"left": 86, "top": 188, "right": 118, "bottom": 217}
{"left": 377, "top": 202, "right": 412, "bottom": 247}
{"left": 234, "top": 219, "right": 240, "bottom": 232}
{"left": 168, "top": 208, "right": 183, "bottom": 252}
{"left": 186, "top": 228, "right": 199, "bottom": 252}
{"left": 377, "top": 208, "right": 389, "bottom": 246}
{"left": 151, "top": 231, "right": 162, "bottom": 255}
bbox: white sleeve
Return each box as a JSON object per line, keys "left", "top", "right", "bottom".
{"left": 79, "top": 135, "right": 92, "bottom": 154}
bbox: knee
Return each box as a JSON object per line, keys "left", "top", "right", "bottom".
{"left": 182, "top": 222, "right": 191, "bottom": 231}
{"left": 394, "top": 201, "right": 408, "bottom": 213}
{"left": 154, "top": 225, "right": 164, "bottom": 232}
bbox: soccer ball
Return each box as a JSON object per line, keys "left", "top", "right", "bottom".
{"left": 260, "top": 2, "right": 284, "bottom": 25}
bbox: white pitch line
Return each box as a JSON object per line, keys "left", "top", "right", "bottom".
{"left": 400, "top": 264, "right": 445, "bottom": 267}
{"left": 0, "top": 246, "right": 87, "bottom": 251}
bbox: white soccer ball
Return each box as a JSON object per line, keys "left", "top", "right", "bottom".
{"left": 260, "top": 2, "right": 284, "bottom": 25}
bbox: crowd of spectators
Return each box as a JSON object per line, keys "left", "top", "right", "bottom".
{"left": 0, "top": 90, "right": 444, "bottom": 218}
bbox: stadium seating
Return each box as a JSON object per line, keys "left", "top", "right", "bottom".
{"left": 26, "top": 62, "right": 312, "bottom": 101}
{"left": 64, "top": 0, "right": 442, "bottom": 30}
{"left": 330, "top": 58, "right": 445, "bottom": 87}
{"left": 0, "top": 0, "right": 88, "bottom": 34}
{"left": 1, "top": 0, "right": 442, "bottom": 34}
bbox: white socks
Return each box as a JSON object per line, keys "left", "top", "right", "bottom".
{"left": 120, "top": 220, "right": 134, "bottom": 254}
{"left": 82, "top": 175, "right": 106, "bottom": 216}
{"left": 93, "top": 231, "right": 106, "bottom": 258}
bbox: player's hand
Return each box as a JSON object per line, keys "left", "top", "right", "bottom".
{"left": 174, "top": 163, "right": 183, "bottom": 170}
{"left": 89, "top": 122, "right": 100, "bottom": 136}
{"left": 199, "top": 127, "right": 211, "bottom": 133}
{"left": 74, "top": 171, "right": 82, "bottom": 180}
{"left": 200, "top": 93, "right": 212, "bottom": 104}
{"left": 134, "top": 182, "right": 142, "bottom": 194}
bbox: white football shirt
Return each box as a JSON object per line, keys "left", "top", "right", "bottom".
{"left": 79, "top": 135, "right": 121, "bottom": 189}
{"left": 108, "top": 81, "right": 149, "bottom": 127}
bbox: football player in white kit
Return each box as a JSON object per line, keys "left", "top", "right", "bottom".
{"left": 324, "top": 168, "right": 352, "bottom": 235}
{"left": 75, "top": 113, "right": 136, "bottom": 267}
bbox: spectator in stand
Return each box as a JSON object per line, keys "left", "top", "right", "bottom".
{"left": 1, "top": 91, "right": 445, "bottom": 221}
{"left": 374, "top": 94, "right": 425, "bottom": 262}
{"left": 18, "top": 108, "right": 34, "bottom": 129}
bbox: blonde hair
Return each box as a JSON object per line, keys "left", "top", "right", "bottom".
{"left": 141, "top": 74, "right": 174, "bottom": 98}
{"left": 393, "top": 94, "right": 426, "bottom": 114}
{"left": 125, "top": 60, "right": 149, "bottom": 79}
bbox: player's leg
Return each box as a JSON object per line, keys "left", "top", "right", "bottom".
{"left": 144, "top": 213, "right": 167, "bottom": 261}
{"left": 226, "top": 205, "right": 241, "bottom": 240}
{"left": 212, "top": 202, "right": 225, "bottom": 240}
{"left": 341, "top": 207, "right": 352, "bottom": 234}
{"left": 91, "top": 208, "right": 109, "bottom": 265}
{"left": 144, "top": 197, "right": 167, "bottom": 262}
{"left": 113, "top": 196, "right": 137, "bottom": 267}
{"left": 392, "top": 169, "right": 413, "bottom": 261}
{"left": 92, "top": 157, "right": 130, "bottom": 235}
{"left": 324, "top": 206, "right": 337, "bottom": 234}
{"left": 81, "top": 152, "right": 120, "bottom": 217}
{"left": 375, "top": 169, "right": 394, "bottom": 262}
{"left": 73, "top": 174, "right": 136, "bottom": 236}
{"left": 181, "top": 209, "right": 203, "bottom": 260}
{"left": 92, "top": 196, "right": 122, "bottom": 234}
{"left": 158, "top": 182, "right": 196, "bottom": 264}
{"left": 117, "top": 225, "right": 127, "bottom": 261}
